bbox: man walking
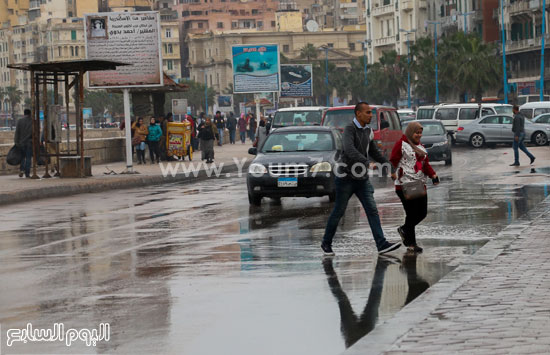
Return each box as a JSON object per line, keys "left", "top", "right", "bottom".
{"left": 227, "top": 112, "right": 237, "bottom": 144}
{"left": 321, "top": 102, "right": 401, "bottom": 256}
{"left": 213, "top": 111, "right": 225, "bottom": 146}
{"left": 510, "top": 105, "right": 535, "bottom": 166}
{"left": 14, "top": 109, "right": 33, "bottom": 178}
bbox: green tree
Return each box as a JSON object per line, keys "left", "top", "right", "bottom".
{"left": 300, "top": 43, "right": 319, "bottom": 62}
{"left": 367, "top": 51, "right": 407, "bottom": 107}
{"left": 410, "top": 37, "right": 439, "bottom": 103}
{"left": 83, "top": 89, "right": 124, "bottom": 118}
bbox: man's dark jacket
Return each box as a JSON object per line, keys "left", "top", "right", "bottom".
{"left": 339, "top": 121, "right": 391, "bottom": 180}
{"left": 14, "top": 115, "right": 33, "bottom": 149}
{"left": 512, "top": 112, "right": 525, "bottom": 135}
{"left": 214, "top": 115, "right": 225, "bottom": 130}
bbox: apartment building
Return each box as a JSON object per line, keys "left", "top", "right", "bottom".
{"left": 499, "top": 0, "right": 550, "bottom": 96}
{"left": 186, "top": 30, "right": 365, "bottom": 94}
{"left": 0, "top": 0, "right": 30, "bottom": 27}
{"left": 365, "top": 0, "right": 430, "bottom": 62}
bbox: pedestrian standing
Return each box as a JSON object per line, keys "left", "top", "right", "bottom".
{"left": 255, "top": 115, "right": 269, "bottom": 149}
{"left": 186, "top": 114, "right": 198, "bottom": 152}
{"left": 214, "top": 111, "right": 225, "bottom": 146}
{"left": 227, "top": 112, "right": 237, "bottom": 144}
{"left": 238, "top": 113, "right": 247, "bottom": 144}
{"left": 147, "top": 117, "right": 162, "bottom": 164}
{"left": 248, "top": 114, "right": 257, "bottom": 142}
{"left": 132, "top": 117, "right": 148, "bottom": 164}
{"left": 390, "top": 121, "right": 438, "bottom": 253}
{"left": 14, "top": 109, "right": 33, "bottom": 178}
{"left": 510, "top": 105, "right": 536, "bottom": 166}
{"left": 197, "top": 117, "right": 218, "bottom": 163}
{"left": 321, "top": 102, "right": 401, "bottom": 256}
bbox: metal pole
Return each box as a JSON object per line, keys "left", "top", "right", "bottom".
{"left": 501, "top": 0, "right": 508, "bottom": 104}
{"left": 78, "top": 70, "right": 84, "bottom": 177}
{"left": 464, "top": 14, "right": 467, "bottom": 33}
{"left": 541, "top": 0, "right": 546, "bottom": 101}
{"left": 407, "top": 38, "right": 411, "bottom": 108}
{"left": 204, "top": 70, "right": 208, "bottom": 116}
{"left": 435, "top": 24, "right": 439, "bottom": 104}
{"left": 31, "top": 70, "right": 38, "bottom": 179}
{"left": 42, "top": 75, "right": 51, "bottom": 178}
{"left": 325, "top": 47, "right": 329, "bottom": 107}
{"left": 123, "top": 88, "right": 133, "bottom": 172}
{"left": 363, "top": 44, "right": 367, "bottom": 86}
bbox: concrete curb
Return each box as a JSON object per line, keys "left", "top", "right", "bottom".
{"left": 343, "top": 195, "right": 550, "bottom": 355}
{"left": 0, "top": 160, "right": 251, "bottom": 206}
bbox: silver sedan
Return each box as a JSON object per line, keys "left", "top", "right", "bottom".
{"left": 456, "top": 114, "right": 550, "bottom": 148}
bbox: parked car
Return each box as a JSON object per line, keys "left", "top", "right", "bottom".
{"left": 271, "top": 106, "right": 327, "bottom": 128}
{"left": 397, "top": 109, "right": 416, "bottom": 123}
{"left": 321, "top": 105, "right": 402, "bottom": 161}
{"left": 517, "top": 95, "right": 550, "bottom": 106}
{"left": 433, "top": 103, "right": 513, "bottom": 142}
{"left": 519, "top": 101, "right": 550, "bottom": 119}
{"left": 456, "top": 114, "right": 550, "bottom": 148}
{"left": 403, "top": 119, "right": 452, "bottom": 165}
{"left": 246, "top": 126, "right": 342, "bottom": 206}
{"left": 531, "top": 113, "right": 550, "bottom": 125}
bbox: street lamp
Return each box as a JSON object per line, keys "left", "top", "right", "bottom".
{"left": 357, "top": 39, "right": 372, "bottom": 86}
{"left": 427, "top": 21, "right": 441, "bottom": 104}
{"left": 318, "top": 46, "right": 330, "bottom": 107}
{"left": 540, "top": 0, "right": 547, "bottom": 101}
{"left": 500, "top": 0, "right": 508, "bottom": 104}
{"left": 399, "top": 28, "right": 416, "bottom": 108}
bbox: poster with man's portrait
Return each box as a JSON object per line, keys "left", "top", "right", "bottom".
{"left": 87, "top": 17, "right": 108, "bottom": 39}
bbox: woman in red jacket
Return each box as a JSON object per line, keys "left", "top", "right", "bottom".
{"left": 390, "top": 121, "right": 439, "bottom": 252}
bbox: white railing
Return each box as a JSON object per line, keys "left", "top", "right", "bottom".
{"left": 374, "top": 35, "right": 396, "bottom": 47}
{"left": 372, "top": 3, "right": 394, "bottom": 17}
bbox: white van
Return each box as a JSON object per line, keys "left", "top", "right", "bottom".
{"left": 519, "top": 101, "right": 550, "bottom": 119}
{"left": 272, "top": 106, "right": 327, "bottom": 128}
{"left": 416, "top": 105, "right": 440, "bottom": 120}
{"left": 517, "top": 95, "right": 550, "bottom": 106}
{"left": 433, "top": 103, "right": 513, "bottom": 139}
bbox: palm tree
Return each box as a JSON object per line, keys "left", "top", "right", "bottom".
{"left": 366, "top": 51, "right": 406, "bottom": 107}
{"left": 440, "top": 32, "right": 502, "bottom": 102}
{"left": 5, "top": 86, "right": 23, "bottom": 129}
{"left": 410, "top": 37, "right": 439, "bottom": 103}
{"left": 300, "top": 43, "right": 318, "bottom": 62}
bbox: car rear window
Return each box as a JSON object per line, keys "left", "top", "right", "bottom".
{"left": 421, "top": 122, "right": 446, "bottom": 136}
{"left": 494, "top": 106, "right": 513, "bottom": 114}
{"left": 534, "top": 108, "right": 550, "bottom": 116}
{"left": 272, "top": 110, "right": 322, "bottom": 127}
{"left": 323, "top": 109, "right": 378, "bottom": 130}
{"left": 416, "top": 109, "right": 435, "bottom": 120}
{"left": 261, "top": 132, "right": 334, "bottom": 152}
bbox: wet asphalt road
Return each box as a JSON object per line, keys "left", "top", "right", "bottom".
{"left": 0, "top": 147, "right": 548, "bottom": 354}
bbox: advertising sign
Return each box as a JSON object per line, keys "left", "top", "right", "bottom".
{"left": 85, "top": 11, "right": 163, "bottom": 88}
{"left": 217, "top": 95, "right": 233, "bottom": 110}
{"left": 280, "top": 64, "right": 313, "bottom": 97}
{"left": 83, "top": 108, "right": 92, "bottom": 120}
{"left": 172, "top": 99, "right": 188, "bottom": 115}
{"left": 232, "top": 44, "right": 280, "bottom": 93}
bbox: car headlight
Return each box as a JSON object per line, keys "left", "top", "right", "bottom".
{"left": 248, "top": 163, "right": 267, "bottom": 174}
{"left": 432, "top": 141, "right": 448, "bottom": 147}
{"left": 310, "top": 162, "right": 332, "bottom": 172}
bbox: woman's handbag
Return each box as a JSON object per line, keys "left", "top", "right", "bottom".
{"left": 401, "top": 179, "right": 427, "bottom": 200}
{"left": 131, "top": 135, "right": 141, "bottom": 146}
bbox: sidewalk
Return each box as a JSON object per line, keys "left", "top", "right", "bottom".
{"left": 0, "top": 143, "right": 253, "bottom": 206}
{"left": 345, "top": 195, "right": 550, "bottom": 355}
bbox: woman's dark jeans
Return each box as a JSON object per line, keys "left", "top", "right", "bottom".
{"left": 395, "top": 189, "right": 428, "bottom": 246}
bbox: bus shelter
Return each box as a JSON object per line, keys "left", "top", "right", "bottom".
{"left": 7, "top": 60, "right": 129, "bottom": 178}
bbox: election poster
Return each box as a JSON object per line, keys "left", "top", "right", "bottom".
{"left": 85, "top": 11, "right": 163, "bottom": 88}
{"left": 280, "top": 64, "right": 313, "bottom": 98}
{"left": 232, "top": 44, "right": 280, "bottom": 93}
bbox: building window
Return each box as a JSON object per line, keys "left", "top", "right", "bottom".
{"left": 327, "top": 43, "right": 334, "bottom": 48}
{"left": 349, "top": 43, "right": 355, "bottom": 51}
{"left": 71, "top": 30, "right": 76, "bottom": 40}
{"left": 252, "top": 9, "right": 258, "bottom": 14}
{"left": 198, "top": 22, "right": 203, "bottom": 29}
{"left": 165, "top": 43, "right": 173, "bottom": 54}
{"left": 165, "top": 28, "right": 171, "bottom": 38}
{"left": 258, "top": 21, "right": 263, "bottom": 28}
{"left": 283, "top": 44, "right": 289, "bottom": 53}
{"left": 58, "top": 47, "right": 61, "bottom": 57}
{"left": 167, "top": 60, "right": 173, "bottom": 70}
{"left": 70, "top": 46, "right": 74, "bottom": 56}
{"left": 217, "top": 22, "right": 223, "bottom": 29}
{"left": 232, "top": 21, "right": 238, "bottom": 29}
{"left": 271, "top": 21, "right": 276, "bottom": 27}
{"left": 75, "top": 46, "right": 79, "bottom": 56}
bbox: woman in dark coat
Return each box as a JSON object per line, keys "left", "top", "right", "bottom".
{"left": 197, "top": 117, "right": 218, "bottom": 163}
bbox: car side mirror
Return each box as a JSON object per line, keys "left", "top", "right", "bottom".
{"left": 248, "top": 147, "right": 257, "bottom": 155}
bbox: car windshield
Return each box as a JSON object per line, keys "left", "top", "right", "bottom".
{"left": 323, "top": 109, "right": 378, "bottom": 130}
{"left": 261, "top": 132, "right": 334, "bottom": 153}
{"left": 272, "top": 110, "right": 322, "bottom": 127}
{"left": 420, "top": 122, "right": 446, "bottom": 136}
{"left": 494, "top": 106, "right": 513, "bottom": 114}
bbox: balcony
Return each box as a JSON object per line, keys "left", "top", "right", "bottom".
{"left": 506, "top": 35, "right": 550, "bottom": 53}
{"left": 401, "top": 0, "right": 414, "bottom": 12}
{"left": 508, "top": 0, "right": 529, "bottom": 16}
{"left": 374, "top": 35, "right": 396, "bottom": 47}
{"left": 372, "top": 3, "right": 394, "bottom": 17}
{"left": 419, "top": 0, "right": 427, "bottom": 9}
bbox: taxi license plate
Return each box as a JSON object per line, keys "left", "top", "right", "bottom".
{"left": 277, "top": 177, "right": 297, "bottom": 187}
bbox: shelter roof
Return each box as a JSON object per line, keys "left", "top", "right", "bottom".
{"left": 7, "top": 60, "right": 130, "bottom": 73}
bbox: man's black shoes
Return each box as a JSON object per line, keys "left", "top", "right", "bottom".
{"left": 378, "top": 241, "right": 401, "bottom": 255}
{"left": 321, "top": 243, "right": 335, "bottom": 256}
